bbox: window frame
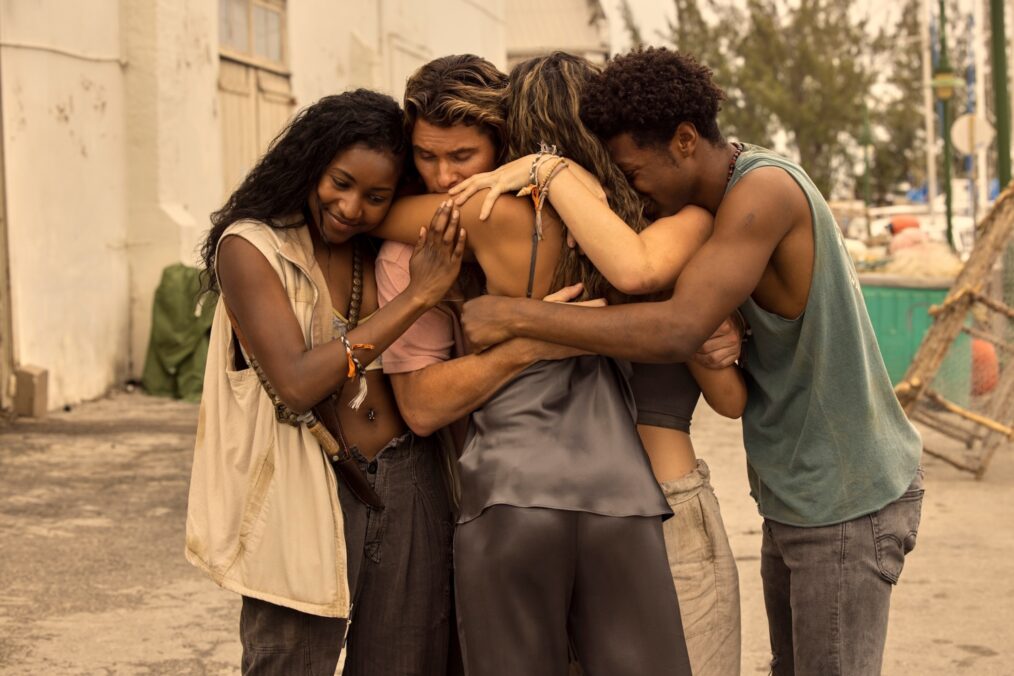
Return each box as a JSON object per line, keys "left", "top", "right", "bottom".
{"left": 219, "top": 0, "right": 289, "bottom": 76}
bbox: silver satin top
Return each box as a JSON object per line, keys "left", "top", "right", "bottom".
{"left": 457, "top": 356, "right": 672, "bottom": 524}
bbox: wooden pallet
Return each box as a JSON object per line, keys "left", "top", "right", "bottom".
{"left": 895, "top": 183, "right": 1014, "bottom": 478}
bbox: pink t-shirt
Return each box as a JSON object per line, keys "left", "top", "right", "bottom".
{"left": 375, "top": 241, "right": 456, "bottom": 374}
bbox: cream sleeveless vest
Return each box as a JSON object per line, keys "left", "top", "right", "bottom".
{"left": 185, "top": 217, "right": 352, "bottom": 618}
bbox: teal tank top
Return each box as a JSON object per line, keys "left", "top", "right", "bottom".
{"left": 730, "top": 145, "right": 921, "bottom": 527}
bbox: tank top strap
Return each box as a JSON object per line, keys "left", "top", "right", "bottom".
{"left": 525, "top": 225, "right": 539, "bottom": 299}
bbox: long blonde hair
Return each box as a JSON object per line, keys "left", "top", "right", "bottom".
{"left": 506, "top": 52, "right": 648, "bottom": 299}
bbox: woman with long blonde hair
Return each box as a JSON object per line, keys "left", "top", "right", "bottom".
{"left": 453, "top": 52, "right": 746, "bottom": 676}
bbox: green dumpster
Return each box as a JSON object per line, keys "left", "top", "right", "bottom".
{"left": 859, "top": 273, "right": 970, "bottom": 406}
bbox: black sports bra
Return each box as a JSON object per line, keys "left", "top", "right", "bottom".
{"left": 525, "top": 206, "right": 699, "bottom": 432}
{"left": 629, "top": 361, "right": 701, "bottom": 433}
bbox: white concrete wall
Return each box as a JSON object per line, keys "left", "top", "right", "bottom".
{"left": 384, "top": 0, "right": 506, "bottom": 96}
{"left": 0, "top": 0, "right": 130, "bottom": 407}
{"left": 289, "top": 0, "right": 505, "bottom": 104}
{"left": 288, "top": 1, "right": 381, "bottom": 104}
{"left": 123, "top": 0, "right": 221, "bottom": 378}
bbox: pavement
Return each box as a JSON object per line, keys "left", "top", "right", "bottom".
{"left": 0, "top": 390, "right": 1011, "bottom": 675}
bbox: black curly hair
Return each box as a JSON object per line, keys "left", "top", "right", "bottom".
{"left": 201, "top": 89, "right": 406, "bottom": 291}
{"left": 580, "top": 47, "right": 726, "bottom": 148}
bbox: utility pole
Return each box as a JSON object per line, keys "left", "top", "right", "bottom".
{"left": 862, "top": 104, "right": 872, "bottom": 222}
{"left": 991, "top": 0, "right": 1010, "bottom": 186}
{"left": 974, "top": 0, "right": 988, "bottom": 221}
{"left": 922, "top": 0, "right": 939, "bottom": 227}
{"left": 938, "top": 0, "right": 955, "bottom": 249}
{"left": 992, "top": 0, "right": 1012, "bottom": 320}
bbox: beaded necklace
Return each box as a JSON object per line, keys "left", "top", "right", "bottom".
{"left": 345, "top": 243, "right": 364, "bottom": 329}
{"left": 341, "top": 243, "right": 375, "bottom": 421}
{"left": 726, "top": 142, "right": 744, "bottom": 186}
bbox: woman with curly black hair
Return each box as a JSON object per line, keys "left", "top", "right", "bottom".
{"left": 186, "top": 89, "right": 466, "bottom": 675}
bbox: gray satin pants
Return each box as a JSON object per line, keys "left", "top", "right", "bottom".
{"left": 454, "top": 505, "right": 692, "bottom": 676}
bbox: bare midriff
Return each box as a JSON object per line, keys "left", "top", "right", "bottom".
{"left": 336, "top": 370, "right": 409, "bottom": 460}
{"left": 637, "top": 424, "right": 698, "bottom": 484}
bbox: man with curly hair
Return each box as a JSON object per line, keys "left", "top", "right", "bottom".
{"left": 455, "top": 47, "right": 924, "bottom": 675}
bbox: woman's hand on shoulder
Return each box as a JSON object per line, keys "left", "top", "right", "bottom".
{"left": 406, "top": 200, "right": 467, "bottom": 307}
{"left": 449, "top": 154, "right": 540, "bottom": 220}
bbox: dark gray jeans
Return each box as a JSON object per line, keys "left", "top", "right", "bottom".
{"left": 761, "top": 468, "right": 925, "bottom": 676}
{"left": 240, "top": 433, "right": 454, "bottom": 675}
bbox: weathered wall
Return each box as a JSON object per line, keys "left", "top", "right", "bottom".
{"left": 288, "top": 0, "right": 506, "bottom": 104}
{"left": 288, "top": 1, "right": 381, "bottom": 103}
{"left": 0, "top": 0, "right": 130, "bottom": 407}
{"left": 381, "top": 0, "right": 506, "bottom": 96}
{"left": 123, "top": 0, "right": 221, "bottom": 378}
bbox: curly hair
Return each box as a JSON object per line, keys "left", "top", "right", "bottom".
{"left": 403, "top": 55, "right": 509, "bottom": 162}
{"left": 201, "top": 89, "right": 406, "bottom": 291}
{"left": 580, "top": 47, "right": 726, "bottom": 147}
{"left": 507, "top": 52, "right": 648, "bottom": 300}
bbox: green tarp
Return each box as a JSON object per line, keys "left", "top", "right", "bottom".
{"left": 141, "top": 264, "right": 217, "bottom": 403}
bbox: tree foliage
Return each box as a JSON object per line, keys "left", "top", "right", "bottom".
{"left": 869, "top": 0, "right": 925, "bottom": 203}
{"left": 617, "top": 0, "right": 644, "bottom": 49}
{"left": 657, "top": 0, "right": 925, "bottom": 198}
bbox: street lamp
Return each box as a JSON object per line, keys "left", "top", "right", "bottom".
{"left": 931, "top": 0, "right": 963, "bottom": 249}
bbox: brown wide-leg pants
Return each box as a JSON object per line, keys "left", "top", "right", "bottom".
{"left": 454, "top": 505, "right": 692, "bottom": 676}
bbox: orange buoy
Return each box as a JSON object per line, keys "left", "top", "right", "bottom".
{"left": 971, "top": 338, "right": 999, "bottom": 395}
{"left": 889, "top": 215, "right": 920, "bottom": 234}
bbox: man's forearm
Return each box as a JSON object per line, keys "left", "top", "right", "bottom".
{"left": 503, "top": 297, "right": 707, "bottom": 363}
{"left": 390, "top": 340, "right": 538, "bottom": 436}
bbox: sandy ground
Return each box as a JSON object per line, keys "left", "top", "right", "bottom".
{"left": 0, "top": 390, "right": 1011, "bottom": 675}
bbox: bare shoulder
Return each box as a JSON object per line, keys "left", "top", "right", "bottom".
{"left": 375, "top": 193, "right": 447, "bottom": 241}
{"left": 717, "top": 166, "right": 807, "bottom": 240}
{"left": 459, "top": 188, "right": 533, "bottom": 224}
{"left": 458, "top": 189, "right": 537, "bottom": 246}
{"left": 725, "top": 166, "right": 809, "bottom": 218}
{"left": 218, "top": 233, "right": 271, "bottom": 276}
{"left": 216, "top": 233, "right": 286, "bottom": 302}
